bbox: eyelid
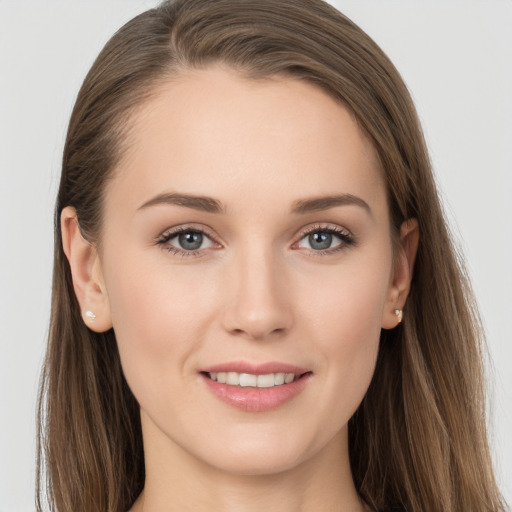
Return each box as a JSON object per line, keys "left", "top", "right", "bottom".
{"left": 157, "top": 223, "right": 218, "bottom": 241}
{"left": 155, "top": 224, "right": 222, "bottom": 257}
{"left": 292, "top": 223, "right": 355, "bottom": 253}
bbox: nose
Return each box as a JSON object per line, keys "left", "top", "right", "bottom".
{"left": 221, "top": 243, "right": 293, "bottom": 340}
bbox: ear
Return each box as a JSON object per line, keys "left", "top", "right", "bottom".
{"left": 61, "top": 206, "right": 113, "bottom": 332}
{"left": 381, "top": 218, "right": 419, "bottom": 329}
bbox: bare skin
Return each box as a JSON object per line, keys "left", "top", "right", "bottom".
{"left": 62, "top": 66, "right": 418, "bottom": 512}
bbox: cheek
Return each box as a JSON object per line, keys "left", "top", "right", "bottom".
{"left": 102, "top": 250, "right": 219, "bottom": 389}
{"left": 296, "top": 247, "right": 392, "bottom": 416}
{"left": 300, "top": 246, "right": 392, "bottom": 343}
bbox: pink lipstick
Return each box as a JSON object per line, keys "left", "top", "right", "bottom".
{"left": 200, "top": 361, "right": 312, "bottom": 412}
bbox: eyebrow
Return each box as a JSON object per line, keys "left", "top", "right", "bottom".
{"left": 290, "top": 194, "right": 372, "bottom": 216}
{"left": 138, "top": 192, "right": 226, "bottom": 214}
{"left": 137, "top": 192, "right": 371, "bottom": 216}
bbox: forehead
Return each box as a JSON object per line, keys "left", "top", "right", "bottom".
{"left": 105, "top": 66, "right": 386, "bottom": 218}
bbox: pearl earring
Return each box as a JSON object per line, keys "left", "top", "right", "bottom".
{"left": 394, "top": 309, "right": 403, "bottom": 323}
{"left": 85, "top": 310, "right": 96, "bottom": 322}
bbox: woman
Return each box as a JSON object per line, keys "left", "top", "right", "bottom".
{"left": 37, "top": 0, "right": 506, "bottom": 511}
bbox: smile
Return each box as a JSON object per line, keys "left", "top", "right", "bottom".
{"left": 200, "top": 364, "right": 313, "bottom": 412}
{"left": 206, "top": 371, "right": 300, "bottom": 388}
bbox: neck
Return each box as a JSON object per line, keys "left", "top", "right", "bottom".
{"left": 130, "top": 414, "right": 366, "bottom": 512}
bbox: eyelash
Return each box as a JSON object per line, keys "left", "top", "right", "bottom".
{"left": 294, "top": 224, "right": 355, "bottom": 256}
{"left": 155, "top": 224, "right": 355, "bottom": 258}
{"left": 155, "top": 226, "right": 218, "bottom": 258}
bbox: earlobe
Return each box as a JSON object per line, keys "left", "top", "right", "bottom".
{"left": 381, "top": 218, "right": 419, "bottom": 329}
{"left": 61, "top": 206, "right": 113, "bottom": 332}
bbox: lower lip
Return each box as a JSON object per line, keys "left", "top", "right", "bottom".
{"left": 201, "top": 373, "right": 312, "bottom": 412}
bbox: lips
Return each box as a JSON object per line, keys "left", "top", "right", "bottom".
{"left": 201, "top": 361, "right": 310, "bottom": 375}
{"left": 200, "top": 361, "right": 312, "bottom": 412}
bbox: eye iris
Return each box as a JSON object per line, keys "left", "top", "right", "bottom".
{"left": 178, "top": 231, "right": 203, "bottom": 250}
{"left": 309, "top": 232, "right": 332, "bottom": 250}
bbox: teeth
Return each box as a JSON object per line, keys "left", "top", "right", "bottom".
{"left": 286, "top": 373, "right": 296, "bottom": 383}
{"left": 207, "top": 371, "right": 300, "bottom": 388}
{"left": 256, "top": 374, "right": 275, "bottom": 388}
{"left": 239, "top": 373, "right": 257, "bottom": 387}
{"left": 227, "top": 372, "right": 239, "bottom": 385}
{"left": 274, "top": 372, "right": 285, "bottom": 385}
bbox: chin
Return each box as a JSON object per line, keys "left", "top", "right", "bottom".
{"left": 207, "top": 450, "right": 307, "bottom": 477}
{"left": 188, "top": 428, "right": 322, "bottom": 477}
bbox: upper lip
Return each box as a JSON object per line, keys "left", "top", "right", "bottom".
{"left": 201, "top": 361, "right": 310, "bottom": 375}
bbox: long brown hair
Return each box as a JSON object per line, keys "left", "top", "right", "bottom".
{"left": 37, "top": 1, "right": 506, "bottom": 511}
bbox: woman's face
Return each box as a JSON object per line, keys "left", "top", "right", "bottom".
{"left": 96, "top": 67, "right": 402, "bottom": 475}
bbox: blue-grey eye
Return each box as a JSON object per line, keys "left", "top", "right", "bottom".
{"left": 177, "top": 231, "right": 204, "bottom": 250}
{"left": 297, "top": 229, "right": 347, "bottom": 251}
{"left": 161, "top": 229, "right": 214, "bottom": 252}
{"left": 308, "top": 232, "right": 333, "bottom": 250}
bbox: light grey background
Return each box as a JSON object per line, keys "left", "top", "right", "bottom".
{"left": 1, "top": 1, "right": 510, "bottom": 510}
